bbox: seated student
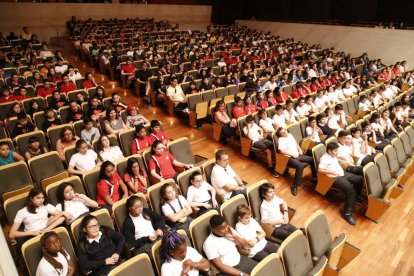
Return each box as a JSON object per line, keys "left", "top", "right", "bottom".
{"left": 184, "top": 81, "right": 198, "bottom": 95}
{"left": 24, "top": 136, "right": 48, "bottom": 161}
{"left": 258, "top": 109, "right": 276, "bottom": 138}
{"left": 68, "top": 139, "right": 101, "bottom": 176}
{"left": 92, "top": 86, "right": 107, "bottom": 102}
{"left": 11, "top": 112, "right": 37, "bottom": 139}
{"left": 42, "top": 107, "right": 61, "bottom": 132}
{"left": 271, "top": 104, "right": 287, "bottom": 130}
{"left": 284, "top": 99, "right": 300, "bottom": 125}
{"left": 161, "top": 182, "right": 193, "bottom": 237}
{"left": 161, "top": 229, "right": 210, "bottom": 276}
{"left": 131, "top": 124, "right": 152, "bottom": 155}
{"left": 96, "top": 161, "right": 128, "bottom": 212}
{"left": 0, "top": 85, "right": 17, "bottom": 103}
{"left": 77, "top": 214, "right": 125, "bottom": 276}
{"left": 27, "top": 99, "right": 44, "bottom": 118}
{"left": 110, "top": 93, "right": 127, "bottom": 113}
{"left": 255, "top": 91, "right": 269, "bottom": 109}
{"left": 80, "top": 118, "right": 101, "bottom": 145}
{"left": 36, "top": 231, "right": 76, "bottom": 276}
{"left": 243, "top": 95, "right": 260, "bottom": 115}
{"left": 235, "top": 204, "right": 279, "bottom": 262}
{"left": 86, "top": 97, "right": 106, "bottom": 121}
{"left": 126, "top": 105, "right": 148, "bottom": 128}
{"left": 148, "top": 120, "right": 170, "bottom": 146}
{"left": 49, "top": 91, "right": 68, "bottom": 111}
{"left": 232, "top": 96, "right": 247, "bottom": 119}
{"left": 0, "top": 140, "right": 24, "bottom": 166}
{"left": 166, "top": 77, "right": 188, "bottom": 112}
{"left": 276, "top": 127, "right": 317, "bottom": 196}
{"left": 306, "top": 117, "right": 323, "bottom": 144}
{"left": 75, "top": 91, "right": 87, "bottom": 106}
{"left": 56, "top": 182, "right": 98, "bottom": 224}
{"left": 67, "top": 101, "right": 84, "bottom": 122}
{"left": 304, "top": 95, "right": 319, "bottom": 115}
{"left": 318, "top": 142, "right": 363, "bottom": 225}
{"left": 326, "top": 85, "right": 340, "bottom": 105}
{"left": 358, "top": 95, "right": 372, "bottom": 112}
{"left": 210, "top": 149, "right": 247, "bottom": 201}
{"left": 203, "top": 214, "right": 258, "bottom": 275}
{"left": 244, "top": 115, "right": 278, "bottom": 177}
{"left": 82, "top": 72, "right": 98, "bottom": 90}
{"left": 316, "top": 113, "right": 334, "bottom": 138}
{"left": 149, "top": 140, "right": 192, "bottom": 183}
{"left": 336, "top": 131, "right": 364, "bottom": 175}
{"left": 59, "top": 74, "right": 77, "bottom": 94}
{"left": 9, "top": 188, "right": 71, "bottom": 241}
{"left": 350, "top": 127, "right": 376, "bottom": 166}
{"left": 56, "top": 127, "right": 79, "bottom": 162}
{"left": 6, "top": 102, "right": 25, "bottom": 122}
{"left": 380, "top": 109, "right": 399, "bottom": 138}
{"left": 200, "top": 76, "right": 215, "bottom": 91}
{"left": 265, "top": 90, "right": 278, "bottom": 106}
{"left": 123, "top": 157, "right": 148, "bottom": 196}
{"left": 314, "top": 89, "right": 331, "bottom": 111}
{"left": 123, "top": 195, "right": 165, "bottom": 258}
{"left": 370, "top": 112, "right": 393, "bottom": 142}
{"left": 295, "top": 97, "right": 309, "bottom": 117}
{"left": 361, "top": 121, "right": 388, "bottom": 151}
{"left": 186, "top": 171, "right": 219, "bottom": 217}
{"left": 104, "top": 106, "right": 128, "bottom": 135}
{"left": 36, "top": 80, "right": 56, "bottom": 98}
{"left": 259, "top": 182, "right": 297, "bottom": 241}
{"left": 213, "top": 100, "right": 237, "bottom": 143}
{"left": 96, "top": 135, "right": 124, "bottom": 163}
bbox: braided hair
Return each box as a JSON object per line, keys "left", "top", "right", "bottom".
{"left": 159, "top": 229, "right": 186, "bottom": 264}
{"left": 40, "top": 231, "right": 69, "bottom": 273}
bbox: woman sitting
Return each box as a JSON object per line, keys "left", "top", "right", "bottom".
{"left": 104, "top": 106, "right": 127, "bottom": 135}
{"left": 9, "top": 188, "right": 71, "bottom": 242}
{"left": 123, "top": 157, "right": 149, "bottom": 196}
{"left": 56, "top": 127, "right": 79, "bottom": 162}
{"left": 96, "top": 135, "right": 124, "bottom": 163}
{"left": 68, "top": 139, "right": 101, "bottom": 176}
{"left": 36, "top": 231, "right": 76, "bottom": 276}
{"left": 96, "top": 161, "right": 128, "bottom": 212}
{"left": 213, "top": 100, "right": 237, "bottom": 143}
{"left": 186, "top": 171, "right": 219, "bottom": 217}
{"left": 149, "top": 140, "right": 192, "bottom": 183}
{"left": 56, "top": 182, "right": 98, "bottom": 224}
{"left": 161, "top": 182, "right": 193, "bottom": 237}
{"left": 123, "top": 195, "right": 165, "bottom": 258}
{"left": 126, "top": 105, "right": 148, "bottom": 128}
{"left": 77, "top": 215, "right": 125, "bottom": 276}
{"left": 131, "top": 124, "right": 152, "bottom": 155}
{"left": 160, "top": 229, "right": 210, "bottom": 276}
{"left": 24, "top": 136, "right": 49, "bottom": 161}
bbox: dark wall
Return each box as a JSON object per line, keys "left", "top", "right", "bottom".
{"left": 212, "top": 0, "right": 412, "bottom": 24}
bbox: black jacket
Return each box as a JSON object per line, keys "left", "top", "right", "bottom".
{"left": 123, "top": 207, "right": 165, "bottom": 249}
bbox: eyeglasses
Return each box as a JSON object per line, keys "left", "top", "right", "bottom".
{"left": 86, "top": 224, "right": 100, "bottom": 230}
{"left": 131, "top": 204, "right": 143, "bottom": 210}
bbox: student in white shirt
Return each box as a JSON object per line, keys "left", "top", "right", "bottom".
{"left": 167, "top": 77, "right": 188, "bottom": 112}
{"left": 56, "top": 182, "right": 98, "bottom": 224}
{"left": 350, "top": 127, "right": 376, "bottom": 166}
{"left": 187, "top": 171, "right": 219, "bottom": 217}
{"left": 68, "top": 139, "right": 101, "bottom": 176}
{"left": 295, "top": 97, "right": 310, "bottom": 117}
{"left": 314, "top": 89, "right": 330, "bottom": 111}
{"left": 304, "top": 95, "right": 319, "bottom": 115}
{"left": 258, "top": 183, "right": 296, "bottom": 241}
{"left": 203, "top": 215, "right": 258, "bottom": 275}
{"left": 283, "top": 100, "right": 299, "bottom": 124}
{"left": 380, "top": 109, "right": 399, "bottom": 138}
{"left": 160, "top": 229, "right": 210, "bottom": 276}
{"left": 258, "top": 109, "right": 276, "bottom": 137}
{"left": 235, "top": 205, "right": 279, "bottom": 262}
{"left": 334, "top": 83, "right": 346, "bottom": 102}
{"left": 276, "top": 127, "right": 317, "bottom": 196}
{"left": 272, "top": 105, "right": 287, "bottom": 129}
{"left": 9, "top": 188, "right": 72, "bottom": 241}
{"left": 358, "top": 95, "right": 372, "bottom": 112}
{"left": 262, "top": 75, "right": 277, "bottom": 91}
{"left": 336, "top": 131, "right": 363, "bottom": 175}
{"left": 210, "top": 150, "right": 247, "bottom": 201}
{"left": 318, "top": 142, "right": 363, "bottom": 225}
{"left": 36, "top": 231, "right": 76, "bottom": 276}
{"left": 306, "top": 117, "right": 323, "bottom": 143}
{"left": 326, "top": 85, "right": 340, "bottom": 105}
{"left": 96, "top": 135, "right": 124, "bottom": 163}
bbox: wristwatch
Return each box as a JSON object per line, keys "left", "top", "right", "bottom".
{"left": 239, "top": 272, "right": 244, "bottom": 276}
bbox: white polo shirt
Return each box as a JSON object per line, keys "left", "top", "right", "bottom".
{"left": 283, "top": 109, "right": 298, "bottom": 124}
{"left": 187, "top": 181, "right": 213, "bottom": 203}
{"left": 258, "top": 118, "right": 275, "bottom": 133}
{"left": 203, "top": 232, "right": 241, "bottom": 266}
{"left": 272, "top": 113, "right": 287, "bottom": 129}
{"left": 130, "top": 214, "right": 155, "bottom": 240}
{"left": 161, "top": 246, "right": 203, "bottom": 276}
{"left": 260, "top": 196, "right": 285, "bottom": 227}
{"left": 211, "top": 164, "right": 239, "bottom": 200}
{"left": 337, "top": 143, "right": 354, "bottom": 165}
{"left": 278, "top": 133, "right": 299, "bottom": 157}
{"left": 306, "top": 126, "right": 321, "bottom": 142}
{"left": 36, "top": 251, "right": 70, "bottom": 276}
{"left": 235, "top": 220, "right": 267, "bottom": 258}
{"left": 56, "top": 198, "right": 90, "bottom": 221}
{"left": 14, "top": 204, "right": 57, "bottom": 232}
{"left": 318, "top": 153, "right": 344, "bottom": 178}
{"left": 99, "top": 146, "right": 124, "bottom": 163}
{"left": 69, "top": 149, "right": 98, "bottom": 171}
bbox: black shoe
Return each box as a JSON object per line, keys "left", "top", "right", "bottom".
{"left": 312, "top": 177, "right": 317, "bottom": 185}
{"left": 283, "top": 168, "right": 290, "bottom": 176}
{"left": 343, "top": 213, "right": 357, "bottom": 225}
{"left": 270, "top": 169, "right": 279, "bottom": 178}
{"left": 291, "top": 186, "right": 298, "bottom": 196}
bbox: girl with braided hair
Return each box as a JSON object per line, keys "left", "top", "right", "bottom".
{"left": 36, "top": 231, "right": 76, "bottom": 276}
{"left": 160, "top": 229, "right": 210, "bottom": 276}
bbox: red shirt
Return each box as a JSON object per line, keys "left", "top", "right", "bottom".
{"left": 148, "top": 151, "right": 176, "bottom": 179}
{"left": 15, "top": 95, "right": 29, "bottom": 101}
{"left": 232, "top": 106, "right": 247, "bottom": 119}
{"left": 82, "top": 80, "right": 95, "bottom": 90}
{"left": 123, "top": 172, "right": 148, "bottom": 194}
{"left": 276, "top": 92, "right": 289, "bottom": 103}
{"left": 37, "top": 87, "right": 56, "bottom": 98}
{"left": 131, "top": 137, "right": 152, "bottom": 154}
{"left": 0, "top": 95, "right": 17, "bottom": 103}
{"left": 244, "top": 104, "right": 260, "bottom": 115}
{"left": 60, "top": 82, "right": 77, "bottom": 94}
{"left": 149, "top": 131, "right": 169, "bottom": 145}
{"left": 121, "top": 64, "right": 135, "bottom": 74}
{"left": 257, "top": 99, "right": 269, "bottom": 109}
{"left": 96, "top": 173, "right": 122, "bottom": 205}
{"left": 310, "top": 83, "right": 321, "bottom": 92}
{"left": 268, "top": 97, "right": 277, "bottom": 106}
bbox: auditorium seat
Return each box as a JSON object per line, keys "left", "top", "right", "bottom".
{"left": 147, "top": 179, "right": 177, "bottom": 214}
{"left": 108, "top": 253, "right": 155, "bottom": 276}
{"left": 312, "top": 144, "right": 335, "bottom": 196}
{"left": 15, "top": 130, "right": 49, "bottom": 156}
{"left": 28, "top": 151, "right": 68, "bottom": 189}
{"left": 176, "top": 166, "right": 202, "bottom": 198}
{"left": 45, "top": 175, "right": 86, "bottom": 205}
{"left": 71, "top": 208, "right": 114, "bottom": 243}
{"left": 251, "top": 253, "right": 285, "bottom": 276}
{"left": 167, "top": 137, "right": 207, "bottom": 167}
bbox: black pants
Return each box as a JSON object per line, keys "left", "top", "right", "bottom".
{"left": 346, "top": 165, "right": 363, "bottom": 176}
{"left": 220, "top": 123, "right": 236, "bottom": 140}
{"left": 233, "top": 255, "right": 258, "bottom": 274}
{"left": 333, "top": 172, "right": 363, "bottom": 213}
{"left": 252, "top": 241, "right": 279, "bottom": 262}
{"left": 230, "top": 188, "right": 247, "bottom": 199}
{"left": 361, "top": 154, "right": 376, "bottom": 166}
{"left": 287, "top": 155, "right": 317, "bottom": 187}
{"left": 271, "top": 223, "right": 297, "bottom": 241}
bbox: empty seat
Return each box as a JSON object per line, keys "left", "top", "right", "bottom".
{"left": 108, "top": 253, "right": 155, "bottom": 276}
{"left": 201, "top": 158, "right": 215, "bottom": 184}
{"left": 251, "top": 253, "right": 285, "bottom": 276}
{"left": 0, "top": 161, "right": 33, "bottom": 206}
{"left": 391, "top": 138, "right": 413, "bottom": 168}
{"left": 118, "top": 128, "right": 135, "bottom": 156}
{"left": 187, "top": 93, "right": 208, "bottom": 128}
{"left": 383, "top": 145, "right": 407, "bottom": 180}
{"left": 4, "top": 191, "right": 28, "bottom": 225}
{"left": 167, "top": 137, "right": 207, "bottom": 167}
{"left": 28, "top": 151, "right": 69, "bottom": 189}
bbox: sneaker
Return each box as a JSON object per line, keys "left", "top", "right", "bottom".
{"left": 270, "top": 169, "right": 280, "bottom": 178}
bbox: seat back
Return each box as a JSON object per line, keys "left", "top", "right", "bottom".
{"left": 391, "top": 138, "right": 407, "bottom": 165}
{"left": 383, "top": 145, "right": 401, "bottom": 175}
{"left": 113, "top": 193, "right": 148, "bottom": 233}
{"left": 47, "top": 124, "right": 72, "bottom": 151}
{"left": 189, "top": 210, "right": 218, "bottom": 254}
{"left": 28, "top": 151, "right": 66, "bottom": 187}
{"left": 374, "top": 153, "right": 392, "bottom": 186}
{"left": 187, "top": 93, "right": 203, "bottom": 112}
{"left": 82, "top": 168, "right": 100, "bottom": 200}
{"left": 220, "top": 194, "right": 248, "bottom": 228}
{"left": 22, "top": 97, "right": 46, "bottom": 115}
{"left": 405, "top": 126, "right": 414, "bottom": 148}
{"left": 167, "top": 137, "right": 196, "bottom": 165}
{"left": 279, "top": 230, "right": 315, "bottom": 276}
{"left": 71, "top": 208, "right": 114, "bottom": 243}
{"left": 177, "top": 167, "right": 202, "bottom": 198}
{"left": 202, "top": 159, "right": 216, "bottom": 184}
{"left": 287, "top": 123, "right": 303, "bottom": 144}
{"left": 251, "top": 253, "right": 285, "bottom": 276}
{"left": 45, "top": 176, "right": 85, "bottom": 205}
{"left": 304, "top": 210, "right": 334, "bottom": 260}
{"left": 108, "top": 253, "right": 155, "bottom": 276}
{"left": 16, "top": 130, "right": 49, "bottom": 156}
{"left": 21, "top": 227, "right": 77, "bottom": 276}
{"left": 4, "top": 191, "right": 28, "bottom": 224}
{"left": 118, "top": 128, "right": 135, "bottom": 156}
{"left": 115, "top": 154, "right": 149, "bottom": 186}
{"left": 0, "top": 101, "right": 18, "bottom": 121}
{"left": 312, "top": 143, "right": 326, "bottom": 168}
{"left": 147, "top": 179, "right": 176, "bottom": 214}
{"left": 201, "top": 90, "right": 215, "bottom": 103}
{"left": 246, "top": 180, "right": 267, "bottom": 221}
{"left": 215, "top": 87, "right": 228, "bottom": 99}
{"left": 363, "top": 162, "right": 383, "bottom": 199}
{"left": 0, "top": 123, "right": 7, "bottom": 139}
{"left": 399, "top": 132, "right": 412, "bottom": 156}
{"left": 0, "top": 161, "right": 33, "bottom": 204}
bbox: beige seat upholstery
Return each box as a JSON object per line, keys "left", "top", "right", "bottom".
{"left": 45, "top": 176, "right": 86, "bottom": 205}
{"left": 167, "top": 137, "right": 207, "bottom": 167}
{"left": 71, "top": 208, "right": 114, "bottom": 243}
{"left": 219, "top": 194, "right": 247, "bottom": 228}
{"left": 251, "top": 253, "right": 285, "bottom": 276}
{"left": 28, "top": 151, "right": 68, "bottom": 189}
{"left": 108, "top": 253, "right": 155, "bottom": 276}
{"left": 0, "top": 161, "right": 33, "bottom": 206}
{"left": 176, "top": 167, "right": 202, "bottom": 198}
{"left": 82, "top": 168, "right": 100, "bottom": 201}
